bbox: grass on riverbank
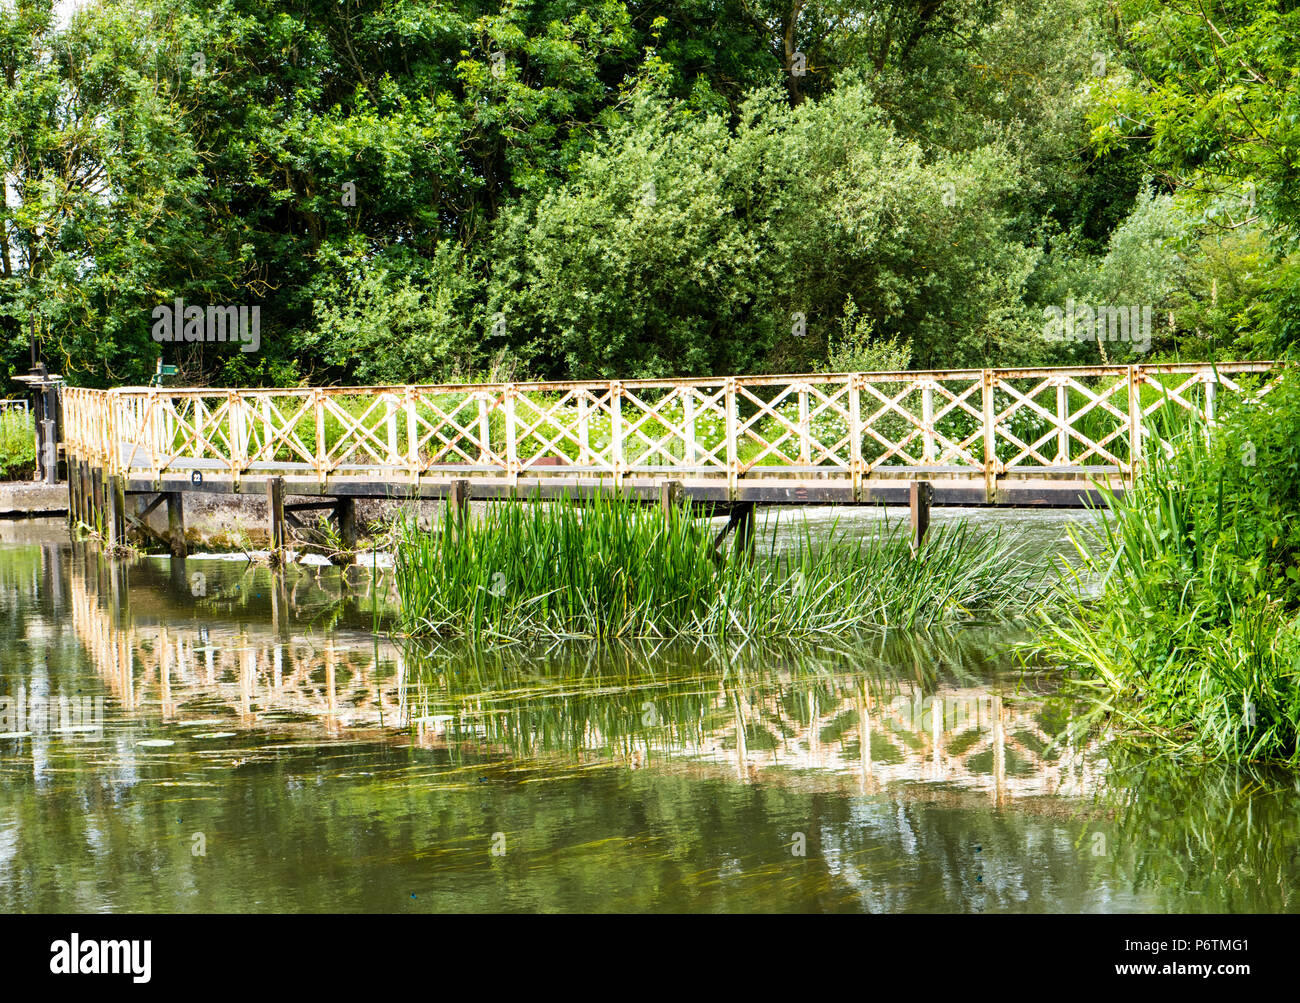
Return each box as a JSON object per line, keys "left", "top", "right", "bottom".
{"left": 1026, "top": 368, "right": 1300, "bottom": 765}
{"left": 393, "top": 492, "right": 1045, "bottom": 640}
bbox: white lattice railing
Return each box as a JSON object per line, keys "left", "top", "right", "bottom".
{"left": 61, "top": 362, "right": 1285, "bottom": 492}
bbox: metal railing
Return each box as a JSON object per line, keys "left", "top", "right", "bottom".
{"left": 61, "top": 362, "right": 1285, "bottom": 495}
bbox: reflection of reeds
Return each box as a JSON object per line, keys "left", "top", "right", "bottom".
{"left": 394, "top": 493, "right": 1046, "bottom": 640}
{"left": 1093, "top": 749, "right": 1300, "bottom": 911}
{"left": 397, "top": 633, "right": 1086, "bottom": 801}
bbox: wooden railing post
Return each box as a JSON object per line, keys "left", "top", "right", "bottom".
{"left": 797, "top": 383, "right": 811, "bottom": 465}
{"left": 385, "top": 393, "right": 399, "bottom": 464}
{"left": 1127, "top": 365, "right": 1142, "bottom": 484}
{"left": 194, "top": 398, "right": 206, "bottom": 460}
{"left": 262, "top": 395, "right": 274, "bottom": 462}
{"left": 682, "top": 391, "right": 697, "bottom": 467}
{"left": 849, "top": 375, "right": 863, "bottom": 501}
{"left": 107, "top": 390, "right": 120, "bottom": 479}
{"left": 405, "top": 386, "right": 419, "bottom": 484}
{"left": 1203, "top": 369, "right": 1218, "bottom": 444}
{"left": 477, "top": 391, "right": 491, "bottom": 465}
{"left": 314, "top": 389, "right": 326, "bottom": 487}
{"left": 982, "top": 369, "right": 997, "bottom": 504}
{"left": 724, "top": 378, "right": 738, "bottom": 500}
{"left": 921, "top": 381, "right": 936, "bottom": 464}
{"left": 1055, "top": 377, "right": 1069, "bottom": 465}
{"left": 577, "top": 392, "right": 591, "bottom": 466}
{"left": 504, "top": 385, "right": 518, "bottom": 486}
{"left": 610, "top": 381, "right": 624, "bottom": 489}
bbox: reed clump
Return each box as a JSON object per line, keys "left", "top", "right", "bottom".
{"left": 393, "top": 491, "right": 1044, "bottom": 640}
{"left": 1027, "top": 368, "right": 1300, "bottom": 765}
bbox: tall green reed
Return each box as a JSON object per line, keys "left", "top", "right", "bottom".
{"left": 394, "top": 491, "right": 1045, "bottom": 641}
{"left": 1026, "top": 368, "right": 1300, "bottom": 764}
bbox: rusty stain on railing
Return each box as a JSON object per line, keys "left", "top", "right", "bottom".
{"left": 61, "top": 362, "right": 1284, "bottom": 500}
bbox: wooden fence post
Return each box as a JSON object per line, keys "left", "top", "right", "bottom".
{"left": 266, "top": 477, "right": 285, "bottom": 556}
{"left": 334, "top": 496, "right": 356, "bottom": 565}
{"left": 659, "top": 479, "right": 683, "bottom": 517}
{"left": 921, "top": 381, "right": 936, "bottom": 464}
{"left": 724, "top": 378, "right": 738, "bottom": 501}
{"left": 982, "top": 369, "right": 997, "bottom": 504}
{"left": 1128, "top": 365, "right": 1143, "bottom": 484}
{"left": 448, "top": 479, "right": 470, "bottom": 528}
{"left": 909, "top": 480, "right": 933, "bottom": 556}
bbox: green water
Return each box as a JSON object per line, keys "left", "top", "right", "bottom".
{"left": 2, "top": 511, "right": 1299, "bottom": 913}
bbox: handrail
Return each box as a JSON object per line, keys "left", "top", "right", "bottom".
{"left": 62, "top": 362, "right": 1287, "bottom": 496}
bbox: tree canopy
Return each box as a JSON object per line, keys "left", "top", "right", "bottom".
{"left": 1, "top": 0, "right": 1294, "bottom": 388}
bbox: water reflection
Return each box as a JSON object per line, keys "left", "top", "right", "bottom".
{"left": 1, "top": 529, "right": 1298, "bottom": 912}
{"left": 68, "top": 554, "right": 405, "bottom": 739}
{"left": 56, "top": 545, "right": 1100, "bottom": 807}
{"left": 401, "top": 634, "right": 1102, "bottom": 808}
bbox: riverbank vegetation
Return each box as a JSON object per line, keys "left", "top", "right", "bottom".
{"left": 0, "top": 409, "right": 34, "bottom": 480}
{"left": 1030, "top": 369, "right": 1300, "bottom": 764}
{"left": 394, "top": 495, "right": 1045, "bottom": 640}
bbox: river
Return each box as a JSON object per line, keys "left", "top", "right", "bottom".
{"left": 2, "top": 509, "right": 1298, "bottom": 912}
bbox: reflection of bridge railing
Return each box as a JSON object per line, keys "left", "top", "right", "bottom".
{"left": 400, "top": 639, "right": 1104, "bottom": 806}
{"left": 67, "top": 553, "right": 1099, "bottom": 804}
{"left": 69, "top": 567, "right": 409, "bottom": 735}
{"left": 707, "top": 685, "right": 1099, "bottom": 806}
{"left": 62, "top": 362, "right": 1284, "bottom": 506}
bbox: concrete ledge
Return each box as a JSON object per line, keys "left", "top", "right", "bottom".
{"left": 0, "top": 482, "right": 67, "bottom": 518}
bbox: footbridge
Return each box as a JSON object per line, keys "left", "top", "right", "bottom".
{"left": 60, "top": 361, "right": 1284, "bottom": 552}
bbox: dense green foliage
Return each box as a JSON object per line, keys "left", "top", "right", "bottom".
{"left": 1031, "top": 368, "right": 1300, "bottom": 763}
{"left": 394, "top": 493, "right": 1044, "bottom": 639}
{"left": 1088, "top": 0, "right": 1300, "bottom": 357}
{"left": 0, "top": 407, "right": 32, "bottom": 478}
{"left": 3, "top": 0, "right": 1293, "bottom": 390}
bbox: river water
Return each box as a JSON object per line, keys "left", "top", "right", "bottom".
{"left": 2, "top": 509, "right": 1299, "bottom": 913}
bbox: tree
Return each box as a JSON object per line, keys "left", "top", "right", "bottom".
{"left": 1088, "top": 0, "right": 1300, "bottom": 353}
{"left": 491, "top": 82, "right": 1039, "bottom": 378}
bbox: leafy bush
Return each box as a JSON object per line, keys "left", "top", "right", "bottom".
{"left": 0, "top": 409, "right": 34, "bottom": 480}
